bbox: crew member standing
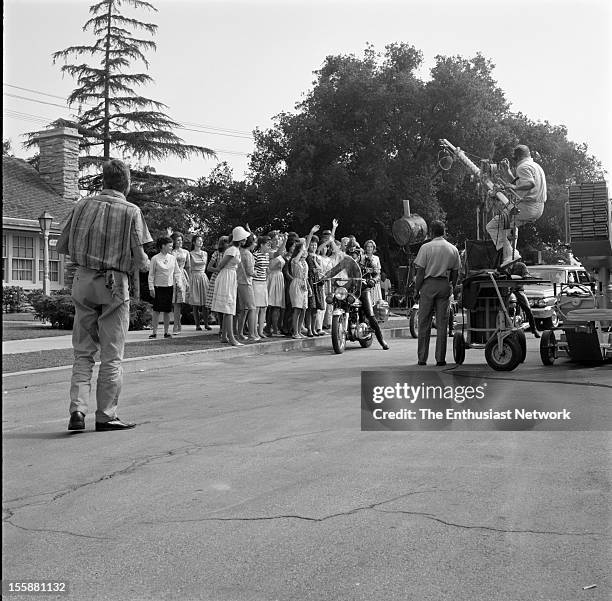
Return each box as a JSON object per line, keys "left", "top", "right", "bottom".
{"left": 57, "top": 159, "right": 152, "bottom": 432}
{"left": 414, "top": 221, "right": 460, "bottom": 366}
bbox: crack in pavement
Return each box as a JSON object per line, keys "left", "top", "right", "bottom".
{"left": 3, "top": 518, "right": 112, "bottom": 541}
{"left": 138, "top": 489, "right": 441, "bottom": 525}
{"left": 138, "top": 491, "right": 599, "bottom": 538}
{"left": 3, "top": 429, "right": 339, "bottom": 539}
{"left": 372, "top": 508, "right": 599, "bottom": 536}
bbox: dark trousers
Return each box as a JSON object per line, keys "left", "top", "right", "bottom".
{"left": 514, "top": 289, "right": 538, "bottom": 332}
{"left": 360, "top": 287, "right": 385, "bottom": 347}
{"left": 417, "top": 278, "right": 451, "bottom": 364}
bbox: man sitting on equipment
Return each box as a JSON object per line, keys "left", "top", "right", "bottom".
{"left": 486, "top": 144, "right": 547, "bottom": 268}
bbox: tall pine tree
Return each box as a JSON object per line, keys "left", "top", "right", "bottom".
{"left": 27, "top": 0, "right": 214, "bottom": 191}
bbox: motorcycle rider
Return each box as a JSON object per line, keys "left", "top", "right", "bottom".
{"left": 321, "top": 241, "right": 389, "bottom": 350}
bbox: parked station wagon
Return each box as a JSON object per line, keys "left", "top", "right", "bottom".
{"left": 523, "top": 264, "right": 594, "bottom": 329}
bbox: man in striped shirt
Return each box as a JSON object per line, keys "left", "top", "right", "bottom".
{"left": 57, "top": 159, "right": 152, "bottom": 432}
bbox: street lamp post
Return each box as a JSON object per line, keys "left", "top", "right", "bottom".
{"left": 38, "top": 211, "right": 53, "bottom": 296}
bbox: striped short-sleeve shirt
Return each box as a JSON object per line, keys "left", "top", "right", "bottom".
{"left": 57, "top": 189, "right": 152, "bottom": 273}
{"left": 253, "top": 250, "right": 270, "bottom": 282}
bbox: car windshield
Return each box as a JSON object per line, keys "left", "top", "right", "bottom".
{"left": 527, "top": 268, "right": 566, "bottom": 284}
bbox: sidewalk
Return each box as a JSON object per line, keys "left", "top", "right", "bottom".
{"left": 2, "top": 313, "right": 409, "bottom": 355}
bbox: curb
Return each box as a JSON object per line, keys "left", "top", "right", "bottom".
{"left": 2, "top": 327, "right": 414, "bottom": 389}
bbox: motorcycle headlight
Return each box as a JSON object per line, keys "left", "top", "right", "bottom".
{"left": 334, "top": 287, "right": 348, "bottom": 300}
{"left": 325, "top": 293, "right": 334, "bottom": 304}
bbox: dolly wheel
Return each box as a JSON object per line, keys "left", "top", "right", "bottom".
{"left": 453, "top": 332, "right": 465, "bottom": 364}
{"left": 539, "top": 330, "right": 557, "bottom": 366}
{"left": 485, "top": 334, "right": 522, "bottom": 372}
{"left": 515, "top": 329, "right": 527, "bottom": 363}
{"left": 409, "top": 309, "right": 418, "bottom": 339}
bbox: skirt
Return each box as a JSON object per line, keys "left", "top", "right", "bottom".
{"left": 237, "top": 283, "right": 256, "bottom": 311}
{"left": 371, "top": 282, "right": 382, "bottom": 304}
{"left": 308, "top": 282, "right": 325, "bottom": 310}
{"left": 172, "top": 269, "right": 189, "bottom": 303}
{"left": 188, "top": 270, "right": 209, "bottom": 306}
{"left": 211, "top": 268, "right": 237, "bottom": 315}
{"left": 253, "top": 280, "right": 268, "bottom": 307}
{"left": 205, "top": 272, "right": 218, "bottom": 308}
{"left": 289, "top": 279, "right": 308, "bottom": 310}
{"left": 267, "top": 271, "right": 285, "bottom": 308}
{"left": 153, "top": 286, "right": 173, "bottom": 313}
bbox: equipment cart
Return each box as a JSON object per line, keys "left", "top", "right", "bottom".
{"left": 453, "top": 271, "right": 549, "bottom": 371}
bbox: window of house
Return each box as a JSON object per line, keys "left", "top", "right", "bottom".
{"left": 38, "top": 238, "right": 60, "bottom": 282}
{"left": 11, "top": 236, "right": 35, "bottom": 281}
{"left": 2, "top": 235, "right": 6, "bottom": 282}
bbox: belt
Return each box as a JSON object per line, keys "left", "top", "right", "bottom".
{"left": 426, "top": 276, "right": 448, "bottom": 280}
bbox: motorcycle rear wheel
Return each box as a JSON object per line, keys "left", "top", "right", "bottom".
{"left": 331, "top": 314, "right": 347, "bottom": 354}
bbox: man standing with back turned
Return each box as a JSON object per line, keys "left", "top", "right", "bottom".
{"left": 57, "top": 159, "right": 152, "bottom": 432}
{"left": 414, "top": 221, "right": 461, "bottom": 366}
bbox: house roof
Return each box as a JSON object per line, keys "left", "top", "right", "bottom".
{"left": 2, "top": 156, "right": 75, "bottom": 224}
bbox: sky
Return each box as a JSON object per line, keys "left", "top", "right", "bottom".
{"left": 3, "top": 0, "right": 611, "bottom": 183}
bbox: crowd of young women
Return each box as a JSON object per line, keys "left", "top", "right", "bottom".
{"left": 146, "top": 223, "right": 387, "bottom": 347}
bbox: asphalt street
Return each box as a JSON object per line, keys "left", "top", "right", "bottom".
{"left": 2, "top": 335, "right": 611, "bottom": 601}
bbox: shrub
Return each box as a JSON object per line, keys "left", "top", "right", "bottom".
{"left": 129, "top": 298, "right": 152, "bottom": 330}
{"left": 2, "top": 285, "right": 28, "bottom": 313}
{"left": 29, "top": 289, "right": 152, "bottom": 331}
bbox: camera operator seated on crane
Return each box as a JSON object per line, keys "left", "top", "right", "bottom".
{"left": 320, "top": 242, "right": 389, "bottom": 350}
{"left": 486, "top": 144, "right": 547, "bottom": 269}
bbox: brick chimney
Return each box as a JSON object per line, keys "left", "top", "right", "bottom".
{"left": 34, "top": 127, "right": 81, "bottom": 201}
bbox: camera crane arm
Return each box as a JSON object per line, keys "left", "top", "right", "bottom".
{"left": 438, "top": 139, "right": 519, "bottom": 210}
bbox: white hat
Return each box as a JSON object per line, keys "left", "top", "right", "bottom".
{"left": 232, "top": 226, "right": 249, "bottom": 242}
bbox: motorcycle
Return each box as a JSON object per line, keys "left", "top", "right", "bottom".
{"left": 321, "top": 256, "right": 389, "bottom": 354}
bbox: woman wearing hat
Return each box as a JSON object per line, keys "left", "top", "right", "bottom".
{"left": 211, "top": 226, "right": 249, "bottom": 346}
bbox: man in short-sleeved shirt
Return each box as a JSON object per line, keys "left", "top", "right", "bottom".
{"left": 486, "top": 144, "right": 547, "bottom": 267}
{"left": 57, "top": 159, "right": 152, "bottom": 432}
{"left": 414, "top": 221, "right": 461, "bottom": 366}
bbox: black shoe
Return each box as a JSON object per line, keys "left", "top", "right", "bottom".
{"left": 68, "top": 411, "right": 85, "bottom": 431}
{"left": 418, "top": 361, "right": 426, "bottom": 366}
{"left": 148, "top": 333, "right": 157, "bottom": 339}
{"left": 95, "top": 418, "right": 136, "bottom": 431}
{"left": 164, "top": 333, "right": 172, "bottom": 338}
{"left": 533, "top": 331, "right": 541, "bottom": 338}
{"left": 381, "top": 342, "right": 389, "bottom": 350}
{"left": 436, "top": 361, "right": 447, "bottom": 366}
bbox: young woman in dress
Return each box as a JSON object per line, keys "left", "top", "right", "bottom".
{"left": 266, "top": 233, "right": 287, "bottom": 336}
{"left": 211, "top": 226, "right": 249, "bottom": 346}
{"left": 289, "top": 240, "right": 309, "bottom": 339}
{"left": 148, "top": 236, "right": 181, "bottom": 339}
{"left": 171, "top": 232, "right": 190, "bottom": 334}
{"left": 205, "top": 235, "right": 229, "bottom": 332}
{"left": 364, "top": 240, "right": 382, "bottom": 304}
{"left": 305, "top": 235, "right": 325, "bottom": 336}
{"left": 188, "top": 235, "right": 210, "bottom": 331}
{"left": 252, "top": 235, "right": 271, "bottom": 338}
{"left": 237, "top": 234, "right": 259, "bottom": 342}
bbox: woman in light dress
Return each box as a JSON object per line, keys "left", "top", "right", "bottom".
{"left": 211, "top": 226, "right": 249, "bottom": 346}
{"left": 205, "top": 235, "right": 230, "bottom": 330}
{"left": 171, "top": 232, "right": 190, "bottom": 334}
{"left": 289, "top": 240, "right": 309, "bottom": 339}
{"left": 266, "top": 234, "right": 286, "bottom": 336}
{"left": 364, "top": 239, "right": 382, "bottom": 304}
{"left": 188, "top": 234, "right": 210, "bottom": 331}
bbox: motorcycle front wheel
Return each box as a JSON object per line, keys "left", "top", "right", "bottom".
{"left": 331, "top": 314, "right": 347, "bottom": 354}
